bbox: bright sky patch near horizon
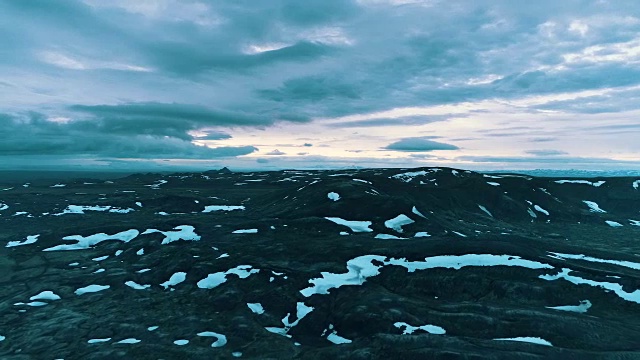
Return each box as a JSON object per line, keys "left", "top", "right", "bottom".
{"left": 1, "top": 0, "right": 640, "bottom": 172}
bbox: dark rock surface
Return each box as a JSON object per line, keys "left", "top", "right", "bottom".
{"left": 1, "top": 167, "right": 640, "bottom": 359}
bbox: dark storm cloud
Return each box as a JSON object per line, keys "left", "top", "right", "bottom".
{"left": 69, "top": 102, "right": 281, "bottom": 140}
{"left": 385, "top": 138, "right": 459, "bottom": 152}
{"left": 0, "top": 112, "right": 257, "bottom": 159}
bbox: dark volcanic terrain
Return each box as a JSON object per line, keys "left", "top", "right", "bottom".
{"left": 1, "top": 167, "right": 640, "bottom": 360}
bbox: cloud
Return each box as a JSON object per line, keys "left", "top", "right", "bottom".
{"left": 385, "top": 137, "right": 459, "bottom": 152}
{"left": 326, "top": 115, "right": 460, "bottom": 128}
{"left": 194, "top": 131, "right": 232, "bottom": 140}
{"left": 265, "top": 149, "right": 286, "bottom": 155}
{"left": 0, "top": 112, "right": 257, "bottom": 159}
{"left": 524, "top": 149, "right": 568, "bottom": 156}
{"left": 68, "top": 102, "right": 285, "bottom": 140}
{"left": 2, "top": 0, "right": 640, "bottom": 170}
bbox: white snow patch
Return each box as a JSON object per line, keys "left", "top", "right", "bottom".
{"left": 44, "top": 229, "right": 139, "bottom": 251}
{"left": 583, "top": 200, "right": 606, "bottom": 213}
{"left": 88, "top": 338, "right": 111, "bottom": 344}
{"left": 160, "top": 272, "right": 187, "bottom": 289}
{"left": 527, "top": 208, "right": 537, "bottom": 218}
{"left": 633, "top": 180, "right": 640, "bottom": 190}
{"left": 384, "top": 214, "right": 415, "bottom": 233}
{"left": 327, "top": 192, "right": 340, "bottom": 201}
{"left": 135, "top": 202, "right": 142, "bottom": 207}
{"left": 116, "top": 338, "right": 141, "bottom": 344}
{"left": 142, "top": 225, "right": 200, "bottom": 244}
{"left": 325, "top": 217, "right": 373, "bottom": 232}
{"left": 414, "top": 232, "right": 431, "bottom": 237}
{"left": 147, "top": 326, "right": 159, "bottom": 331}
{"left": 115, "top": 250, "right": 123, "bottom": 256}
{"left": 136, "top": 248, "right": 144, "bottom": 255}
{"left": 232, "top": 229, "right": 258, "bottom": 234}
{"left": 494, "top": 337, "right": 552, "bottom": 346}
{"left": 546, "top": 300, "right": 591, "bottom": 313}
{"left": 630, "top": 220, "right": 640, "bottom": 226}
{"left": 606, "top": 220, "right": 623, "bottom": 227}
{"left": 173, "top": 340, "right": 189, "bottom": 346}
{"left": 30, "top": 291, "right": 61, "bottom": 301}
{"left": 478, "top": 205, "right": 493, "bottom": 217}
{"left": 6, "top": 234, "right": 40, "bottom": 248}
{"left": 53, "top": 205, "right": 134, "bottom": 215}
{"left": 197, "top": 265, "right": 259, "bottom": 289}
{"left": 75, "top": 284, "right": 110, "bottom": 295}
{"left": 197, "top": 331, "right": 227, "bottom": 347}
{"left": 452, "top": 231, "right": 467, "bottom": 237}
{"left": 412, "top": 206, "right": 427, "bottom": 219}
{"left": 50, "top": 184, "right": 66, "bottom": 188}
{"left": 352, "top": 178, "right": 371, "bottom": 184}
{"left": 555, "top": 180, "right": 605, "bottom": 187}
{"left": 136, "top": 268, "right": 151, "bottom": 273}
{"left": 146, "top": 179, "right": 167, "bottom": 189}
{"left": 375, "top": 234, "right": 407, "bottom": 240}
{"left": 92, "top": 255, "right": 109, "bottom": 261}
{"left": 540, "top": 268, "right": 640, "bottom": 304}
{"left": 394, "top": 322, "right": 446, "bottom": 335}
{"left": 0, "top": 202, "right": 8, "bottom": 211}
{"left": 93, "top": 268, "right": 105, "bottom": 274}
{"left": 301, "top": 254, "right": 552, "bottom": 297}
{"left": 266, "top": 302, "right": 314, "bottom": 338}
{"left": 534, "top": 205, "right": 549, "bottom": 216}
{"left": 203, "top": 205, "right": 245, "bottom": 212}
{"left": 327, "top": 331, "right": 352, "bottom": 345}
{"left": 486, "top": 182, "right": 501, "bottom": 186}
{"left": 125, "top": 281, "right": 151, "bottom": 290}
{"left": 549, "top": 252, "right": 640, "bottom": 270}
{"left": 247, "top": 303, "right": 265, "bottom": 314}
{"left": 390, "top": 169, "right": 440, "bottom": 182}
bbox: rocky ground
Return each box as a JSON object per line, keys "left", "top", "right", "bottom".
{"left": 1, "top": 167, "right": 640, "bottom": 359}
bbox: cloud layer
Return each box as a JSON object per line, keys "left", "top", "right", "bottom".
{"left": 1, "top": 0, "right": 639, "bottom": 170}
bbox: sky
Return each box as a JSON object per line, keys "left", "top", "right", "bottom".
{"left": 2, "top": 0, "right": 640, "bottom": 172}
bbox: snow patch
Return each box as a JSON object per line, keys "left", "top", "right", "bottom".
{"left": 197, "top": 265, "right": 259, "bottom": 289}
{"left": 44, "top": 229, "right": 139, "bottom": 251}
{"left": 555, "top": 180, "right": 605, "bottom": 187}
{"left": 6, "top": 234, "right": 40, "bottom": 248}
{"left": 160, "top": 272, "right": 187, "bottom": 289}
{"left": 384, "top": 214, "right": 415, "bottom": 233}
{"left": 494, "top": 337, "right": 552, "bottom": 346}
{"left": 583, "top": 200, "right": 606, "bottom": 213}
{"left": 125, "top": 281, "right": 151, "bottom": 290}
{"left": 414, "top": 232, "right": 431, "bottom": 237}
{"left": 546, "top": 300, "right": 591, "bottom": 313}
{"left": 232, "top": 229, "right": 258, "bottom": 234}
{"left": 412, "top": 206, "right": 427, "bottom": 219}
{"left": 327, "top": 192, "right": 340, "bottom": 201}
{"left": 606, "top": 220, "right": 623, "bottom": 227}
{"left": 30, "top": 291, "right": 61, "bottom": 301}
{"left": 75, "top": 284, "right": 110, "bottom": 295}
{"left": 394, "top": 322, "right": 446, "bottom": 335}
{"left": 534, "top": 205, "right": 549, "bottom": 216}
{"left": 301, "top": 254, "right": 552, "bottom": 297}
{"left": 550, "top": 252, "right": 640, "bottom": 270}
{"left": 375, "top": 234, "right": 407, "bottom": 240}
{"left": 247, "top": 303, "right": 265, "bottom": 314}
{"left": 142, "top": 225, "right": 200, "bottom": 244}
{"left": 197, "top": 331, "right": 227, "bottom": 347}
{"left": 203, "top": 205, "right": 245, "bottom": 212}
{"left": 540, "top": 268, "right": 640, "bottom": 304}
{"left": 478, "top": 205, "right": 492, "bottom": 217}
{"left": 325, "top": 217, "right": 373, "bottom": 232}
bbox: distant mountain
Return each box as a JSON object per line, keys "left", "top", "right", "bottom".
{"left": 1, "top": 167, "right": 639, "bottom": 359}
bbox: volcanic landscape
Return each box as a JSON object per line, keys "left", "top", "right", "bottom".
{"left": 1, "top": 167, "right": 640, "bottom": 360}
